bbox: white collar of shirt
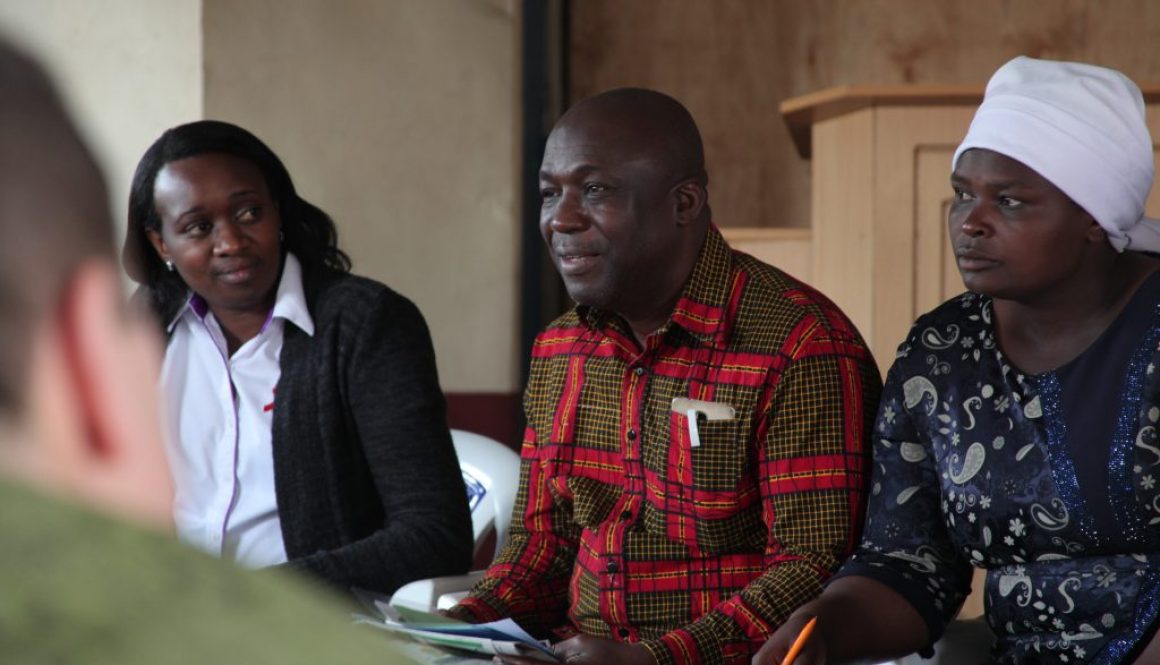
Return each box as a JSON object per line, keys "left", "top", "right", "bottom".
{"left": 167, "top": 252, "right": 315, "bottom": 338}
{"left": 161, "top": 252, "right": 313, "bottom": 568}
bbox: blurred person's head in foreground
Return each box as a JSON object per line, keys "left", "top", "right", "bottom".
{"left": 0, "top": 39, "right": 171, "bottom": 527}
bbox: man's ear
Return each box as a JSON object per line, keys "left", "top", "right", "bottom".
{"left": 673, "top": 180, "right": 707, "bottom": 227}
{"left": 29, "top": 260, "right": 172, "bottom": 529}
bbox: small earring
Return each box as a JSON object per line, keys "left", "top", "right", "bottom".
{"left": 279, "top": 230, "right": 285, "bottom": 243}
{"left": 165, "top": 260, "right": 174, "bottom": 272}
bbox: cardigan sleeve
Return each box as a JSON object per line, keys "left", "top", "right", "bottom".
{"left": 286, "top": 288, "right": 474, "bottom": 593}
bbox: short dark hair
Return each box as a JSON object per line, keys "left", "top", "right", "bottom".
{"left": 0, "top": 41, "right": 113, "bottom": 414}
{"left": 123, "top": 120, "right": 351, "bottom": 324}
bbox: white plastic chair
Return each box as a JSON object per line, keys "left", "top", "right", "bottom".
{"left": 389, "top": 429, "right": 521, "bottom": 612}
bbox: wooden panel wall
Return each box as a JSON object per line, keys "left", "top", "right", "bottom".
{"left": 720, "top": 227, "right": 812, "bottom": 283}
{"left": 569, "top": 0, "right": 1160, "bottom": 230}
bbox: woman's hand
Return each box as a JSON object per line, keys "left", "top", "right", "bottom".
{"left": 752, "top": 613, "right": 825, "bottom": 665}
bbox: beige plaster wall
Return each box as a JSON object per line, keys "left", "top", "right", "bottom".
{"left": 202, "top": 0, "right": 522, "bottom": 394}
{"left": 0, "top": 0, "right": 203, "bottom": 233}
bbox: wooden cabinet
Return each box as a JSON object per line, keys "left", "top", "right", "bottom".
{"left": 774, "top": 84, "right": 1160, "bottom": 373}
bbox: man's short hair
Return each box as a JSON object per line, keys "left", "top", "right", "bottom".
{"left": 0, "top": 41, "right": 113, "bottom": 413}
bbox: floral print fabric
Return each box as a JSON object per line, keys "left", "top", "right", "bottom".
{"left": 840, "top": 292, "right": 1160, "bottom": 664}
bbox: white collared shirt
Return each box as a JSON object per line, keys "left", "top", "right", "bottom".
{"left": 160, "top": 253, "right": 314, "bottom": 568}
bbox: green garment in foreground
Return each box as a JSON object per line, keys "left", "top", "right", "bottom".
{"left": 0, "top": 477, "right": 415, "bottom": 664}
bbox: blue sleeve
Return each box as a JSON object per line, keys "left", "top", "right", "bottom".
{"left": 829, "top": 333, "right": 974, "bottom": 646}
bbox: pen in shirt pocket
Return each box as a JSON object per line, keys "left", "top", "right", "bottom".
{"left": 671, "top": 397, "right": 735, "bottom": 447}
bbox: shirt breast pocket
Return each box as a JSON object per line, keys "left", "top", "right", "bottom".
{"left": 643, "top": 401, "right": 758, "bottom": 549}
{"left": 674, "top": 415, "right": 757, "bottom": 553}
{"left": 687, "top": 417, "right": 746, "bottom": 493}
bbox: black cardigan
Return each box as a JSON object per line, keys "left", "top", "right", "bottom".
{"left": 265, "top": 270, "right": 472, "bottom": 593}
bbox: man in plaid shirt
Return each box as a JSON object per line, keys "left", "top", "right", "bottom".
{"left": 447, "top": 88, "right": 881, "bottom": 665}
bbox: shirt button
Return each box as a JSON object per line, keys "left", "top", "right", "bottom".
{"left": 627, "top": 429, "right": 637, "bottom": 440}
{"left": 617, "top": 628, "right": 630, "bottom": 639}
{"left": 620, "top": 510, "right": 633, "bottom": 521}
{"left": 606, "top": 560, "right": 619, "bottom": 573}
{"left": 633, "top": 367, "right": 645, "bottom": 377}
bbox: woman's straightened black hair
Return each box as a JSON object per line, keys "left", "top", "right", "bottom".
{"left": 123, "top": 119, "right": 350, "bottom": 324}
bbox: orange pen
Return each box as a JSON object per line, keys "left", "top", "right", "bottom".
{"left": 780, "top": 616, "right": 818, "bottom": 665}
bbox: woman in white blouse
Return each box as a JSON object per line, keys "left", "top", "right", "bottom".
{"left": 122, "top": 120, "right": 473, "bottom": 595}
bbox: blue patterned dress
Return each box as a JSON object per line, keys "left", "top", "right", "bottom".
{"left": 838, "top": 281, "right": 1160, "bottom": 664}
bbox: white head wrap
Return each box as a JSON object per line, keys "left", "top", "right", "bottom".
{"left": 952, "top": 56, "right": 1160, "bottom": 253}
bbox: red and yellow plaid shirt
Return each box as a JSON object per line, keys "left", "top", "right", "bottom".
{"left": 451, "top": 227, "right": 881, "bottom": 665}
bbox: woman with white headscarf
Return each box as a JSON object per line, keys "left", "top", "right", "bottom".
{"left": 754, "top": 57, "right": 1160, "bottom": 665}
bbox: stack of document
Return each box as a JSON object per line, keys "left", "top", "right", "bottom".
{"left": 356, "top": 600, "right": 559, "bottom": 662}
